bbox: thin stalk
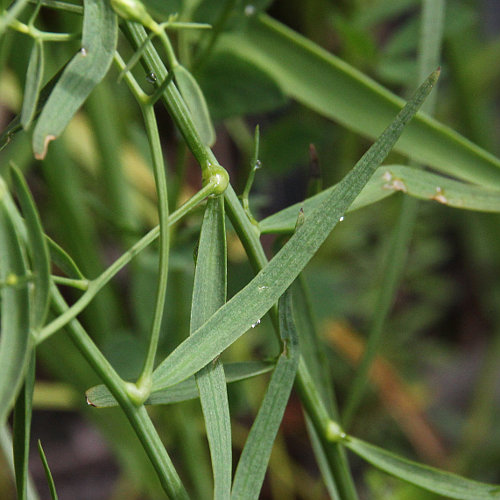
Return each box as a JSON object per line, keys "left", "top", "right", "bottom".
{"left": 135, "top": 102, "right": 169, "bottom": 397}
{"left": 124, "top": 23, "right": 217, "bottom": 172}
{"left": 37, "top": 183, "right": 215, "bottom": 344}
{"left": 341, "top": 0, "right": 445, "bottom": 427}
{"left": 124, "top": 22, "right": 356, "bottom": 494}
{"left": 295, "top": 357, "right": 358, "bottom": 500}
{"left": 0, "top": 0, "right": 31, "bottom": 36}
{"left": 51, "top": 276, "right": 89, "bottom": 290}
{"left": 50, "top": 285, "right": 189, "bottom": 499}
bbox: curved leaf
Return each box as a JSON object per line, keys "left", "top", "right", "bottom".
{"left": 219, "top": 14, "right": 500, "bottom": 189}
{"left": 173, "top": 64, "right": 216, "bottom": 147}
{"left": 10, "top": 164, "right": 51, "bottom": 330}
{"left": 346, "top": 436, "right": 500, "bottom": 499}
{"left": 0, "top": 178, "right": 31, "bottom": 426}
{"left": 32, "top": 0, "right": 118, "bottom": 159}
{"left": 259, "top": 165, "right": 500, "bottom": 234}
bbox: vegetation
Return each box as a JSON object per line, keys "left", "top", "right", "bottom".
{"left": 0, "top": 0, "right": 499, "bottom": 498}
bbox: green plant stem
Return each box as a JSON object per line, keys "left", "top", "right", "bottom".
{"left": 0, "top": 0, "right": 31, "bottom": 36}
{"left": 295, "top": 357, "right": 358, "bottom": 500}
{"left": 123, "top": 18, "right": 355, "bottom": 493}
{"left": 51, "top": 276, "right": 89, "bottom": 290}
{"left": 8, "top": 19, "right": 76, "bottom": 41}
{"left": 50, "top": 285, "right": 189, "bottom": 499}
{"left": 37, "top": 184, "right": 215, "bottom": 344}
{"left": 135, "top": 102, "right": 169, "bottom": 397}
{"left": 125, "top": 22, "right": 214, "bottom": 169}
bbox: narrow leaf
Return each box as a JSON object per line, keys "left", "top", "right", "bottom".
{"left": 191, "top": 196, "right": 231, "bottom": 499}
{"left": 85, "top": 361, "right": 274, "bottom": 407}
{"left": 10, "top": 164, "right": 51, "bottom": 330}
{"left": 220, "top": 14, "right": 500, "bottom": 189}
{"left": 32, "top": 0, "right": 118, "bottom": 159}
{"left": 231, "top": 288, "right": 299, "bottom": 500}
{"left": 345, "top": 436, "right": 500, "bottom": 499}
{"left": 13, "top": 353, "right": 36, "bottom": 500}
{"left": 21, "top": 40, "right": 44, "bottom": 130}
{"left": 260, "top": 165, "right": 500, "bottom": 234}
{"left": 173, "top": 64, "right": 216, "bottom": 147}
{"left": 37, "top": 440, "right": 58, "bottom": 500}
{"left": 47, "top": 237, "right": 86, "bottom": 280}
{"left": 151, "top": 69, "right": 439, "bottom": 390}
{"left": 0, "top": 178, "right": 31, "bottom": 426}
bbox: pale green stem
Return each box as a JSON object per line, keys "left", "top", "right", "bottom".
{"left": 135, "top": 102, "right": 169, "bottom": 398}
{"left": 123, "top": 19, "right": 357, "bottom": 495}
{"left": 51, "top": 275, "right": 89, "bottom": 290}
{"left": 50, "top": 285, "right": 189, "bottom": 499}
{"left": 0, "top": 0, "right": 31, "bottom": 36}
{"left": 36, "top": 183, "right": 215, "bottom": 344}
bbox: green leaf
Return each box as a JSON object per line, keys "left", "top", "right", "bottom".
{"left": 150, "top": 69, "right": 438, "bottom": 390}
{"left": 13, "top": 353, "right": 36, "bottom": 500}
{"left": 231, "top": 288, "right": 299, "bottom": 500}
{"left": 219, "top": 14, "right": 500, "bottom": 189}
{"left": 173, "top": 64, "right": 216, "bottom": 147}
{"left": 37, "top": 440, "right": 58, "bottom": 500}
{"left": 32, "top": 0, "right": 118, "bottom": 159}
{"left": 47, "top": 237, "right": 86, "bottom": 280}
{"left": 191, "top": 196, "right": 231, "bottom": 499}
{"left": 259, "top": 165, "right": 500, "bottom": 234}
{"left": 197, "top": 50, "right": 287, "bottom": 120}
{"left": 21, "top": 40, "right": 44, "bottom": 130}
{"left": 10, "top": 164, "right": 51, "bottom": 330}
{"left": 345, "top": 436, "right": 500, "bottom": 499}
{"left": 85, "top": 361, "right": 274, "bottom": 407}
{"left": 0, "top": 177, "right": 32, "bottom": 426}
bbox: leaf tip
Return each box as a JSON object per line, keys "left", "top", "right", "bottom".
{"left": 34, "top": 134, "right": 56, "bottom": 160}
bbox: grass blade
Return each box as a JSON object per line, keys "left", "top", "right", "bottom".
{"left": 13, "top": 353, "right": 36, "bottom": 500}
{"left": 191, "top": 196, "right": 231, "bottom": 499}
{"left": 32, "top": 0, "right": 118, "bottom": 159}
{"left": 37, "top": 440, "right": 58, "bottom": 500}
{"left": 345, "top": 436, "right": 500, "bottom": 499}
{"left": 85, "top": 361, "right": 274, "bottom": 407}
{"left": 21, "top": 39, "right": 44, "bottom": 130}
{"left": 0, "top": 178, "right": 31, "bottom": 426}
{"left": 231, "top": 288, "right": 299, "bottom": 500}
{"left": 151, "top": 69, "right": 439, "bottom": 390}
{"left": 10, "top": 164, "right": 51, "bottom": 330}
{"left": 220, "top": 14, "right": 500, "bottom": 189}
{"left": 260, "top": 165, "right": 500, "bottom": 234}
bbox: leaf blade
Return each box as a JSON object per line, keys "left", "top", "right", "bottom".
{"left": 10, "top": 164, "right": 51, "bottom": 330}
{"left": 220, "top": 14, "right": 500, "bottom": 189}
{"left": 231, "top": 288, "right": 299, "bottom": 500}
{"left": 0, "top": 178, "right": 32, "bottom": 426}
{"left": 259, "top": 165, "right": 500, "bottom": 234}
{"left": 191, "top": 196, "right": 231, "bottom": 499}
{"left": 151, "top": 69, "right": 438, "bottom": 390}
{"left": 345, "top": 436, "right": 500, "bottom": 499}
{"left": 32, "top": 0, "right": 118, "bottom": 159}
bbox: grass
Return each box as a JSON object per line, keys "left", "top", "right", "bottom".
{"left": 1, "top": 0, "right": 500, "bottom": 498}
